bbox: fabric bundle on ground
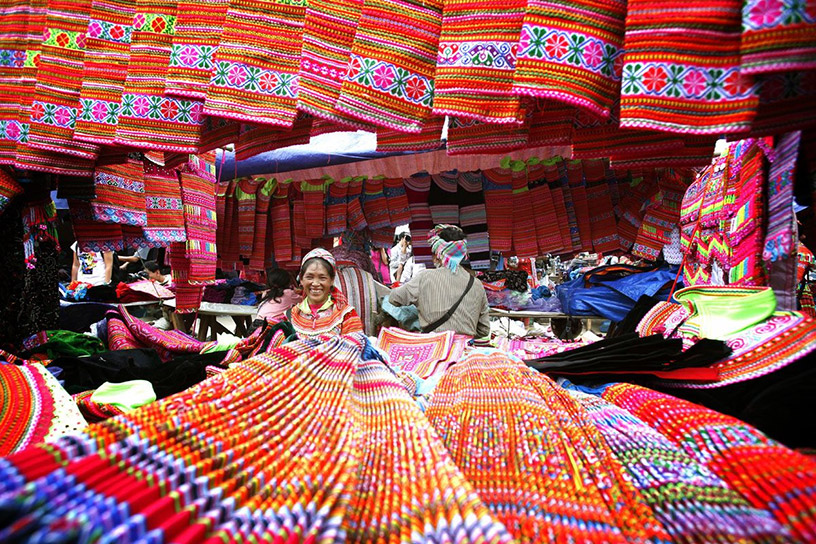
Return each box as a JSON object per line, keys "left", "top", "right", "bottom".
{"left": 89, "top": 159, "right": 147, "bottom": 226}
{"left": 618, "top": 0, "right": 759, "bottom": 135}
{"left": 165, "top": 0, "right": 229, "bottom": 99}
{"left": 73, "top": 0, "right": 136, "bottom": 145}
{"left": 433, "top": 0, "right": 525, "bottom": 123}
{"left": 116, "top": 0, "right": 205, "bottom": 152}
{"left": 336, "top": 0, "right": 441, "bottom": 132}
{"left": 26, "top": 0, "right": 99, "bottom": 160}
{"left": 204, "top": 0, "right": 305, "bottom": 127}
{"left": 513, "top": 0, "right": 627, "bottom": 121}
{"left": 142, "top": 161, "right": 186, "bottom": 245}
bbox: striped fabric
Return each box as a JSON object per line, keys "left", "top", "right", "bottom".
{"left": 204, "top": 0, "right": 305, "bottom": 127}
{"left": 0, "top": 363, "right": 57, "bottom": 456}
{"left": 297, "top": 0, "right": 370, "bottom": 127}
{"left": 179, "top": 156, "right": 218, "bottom": 284}
{"left": 446, "top": 115, "right": 529, "bottom": 155}
{"left": 481, "top": 168, "right": 514, "bottom": 253}
{"left": 199, "top": 116, "right": 239, "bottom": 153}
{"left": 325, "top": 178, "right": 348, "bottom": 236}
{"left": 429, "top": 171, "right": 459, "bottom": 226}
{"left": 740, "top": 0, "right": 816, "bottom": 75}
{"left": 375, "top": 116, "right": 444, "bottom": 152}
{"left": 235, "top": 177, "right": 262, "bottom": 259}
{"left": 619, "top": 0, "right": 759, "bottom": 135}
{"left": 218, "top": 179, "right": 240, "bottom": 268}
{"left": 404, "top": 173, "right": 433, "bottom": 265}
{"left": 249, "top": 177, "right": 274, "bottom": 271}
{"left": 541, "top": 157, "right": 574, "bottom": 253}
{"left": 164, "top": 0, "right": 228, "bottom": 99}
{"left": 526, "top": 100, "right": 576, "bottom": 147}
{"left": 763, "top": 130, "right": 801, "bottom": 263}
{"left": 234, "top": 114, "right": 312, "bottom": 161}
{"left": 269, "top": 180, "right": 293, "bottom": 263}
{"left": 142, "top": 161, "right": 186, "bottom": 245}
{"left": 583, "top": 158, "right": 618, "bottom": 253}
{"left": 573, "top": 126, "right": 684, "bottom": 161}
{"left": 383, "top": 176, "right": 412, "bottom": 227}
{"left": 69, "top": 197, "right": 124, "bottom": 252}
{"left": 302, "top": 178, "right": 327, "bottom": 239}
{"left": 513, "top": 0, "right": 627, "bottom": 121}
{"left": 729, "top": 146, "right": 765, "bottom": 285}
{"left": 73, "top": 0, "right": 135, "bottom": 145}
{"left": 378, "top": 327, "right": 455, "bottom": 378}
{"left": 89, "top": 159, "right": 147, "bottom": 226}
{"left": 361, "top": 176, "right": 390, "bottom": 229}
{"left": 511, "top": 167, "right": 539, "bottom": 257}
{"left": 334, "top": 265, "right": 379, "bottom": 336}
{"left": 116, "top": 0, "right": 205, "bottom": 152}
{"left": 336, "top": 0, "right": 441, "bottom": 132}
{"left": 433, "top": 0, "right": 525, "bottom": 123}
{"left": 168, "top": 241, "right": 204, "bottom": 312}
{"left": 346, "top": 176, "right": 367, "bottom": 231}
{"left": 528, "top": 168, "right": 564, "bottom": 255}
{"left": 0, "top": 0, "right": 34, "bottom": 164}
{"left": 457, "top": 171, "right": 490, "bottom": 269}
{"left": 566, "top": 159, "right": 592, "bottom": 252}
{"left": 26, "top": 0, "right": 99, "bottom": 160}
{"left": 632, "top": 172, "right": 686, "bottom": 262}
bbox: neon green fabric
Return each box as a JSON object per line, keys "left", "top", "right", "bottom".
{"left": 90, "top": 380, "right": 156, "bottom": 412}
{"left": 674, "top": 286, "right": 777, "bottom": 340}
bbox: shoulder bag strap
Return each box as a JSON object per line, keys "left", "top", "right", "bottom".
{"left": 422, "top": 274, "right": 475, "bottom": 333}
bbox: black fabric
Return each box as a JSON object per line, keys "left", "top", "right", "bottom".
{"left": 526, "top": 333, "right": 731, "bottom": 374}
{"left": 609, "top": 295, "right": 661, "bottom": 338}
{"left": 59, "top": 302, "right": 116, "bottom": 333}
{"left": 84, "top": 284, "right": 119, "bottom": 303}
{"left": 477, "top": 269, "right": 529, "bottom": 292}
{"left": 52, "top": 348, "right": 223, "bottom": 398}
{"left": 422, "top": 273, "right": 475, "bottom": 333}
{"left": 0, "top": 197, "right": 26, "bottom": 351}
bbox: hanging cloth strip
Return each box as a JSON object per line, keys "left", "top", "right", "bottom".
{"left": 142, "top": 161, "right": 186, "bottom": 245}
{"left": 763, "top": 130, "right": 802, "bottom": 262}
{"left": 528, "top": 168, "right": 564, "bottom": 255}
{"left": 541, "top": 156, "right": 574, "bottom": 252}
{"left": 297, "top": 0, "right": 372, "bottom": 128}
{"left": 204, "top": 0, "right": 306, "bottom": 127}
{"left": 526, "top": 100, "right": 576, "bottom": 147}
{"left": 573, "top": 126, "right": 684, "bottom": 161}
{"left": 382, "top": 177, "right": 411, "bottom": 227}
{"left": 234, "top": 114, "right": 313, "bottom": 161}
{"left": 199, "top": 116, "right": 240, "bottom": 154}
{"left": 235, "top": 177, "right": 262, "bottom": 259}
{"left": 89, "top": 159, "right": 147, "bottom": 226}
{"left": 566, "top": 160, "right": 592, "bottom": 252}
{"left": 513, "top": 0, "right": 627, "bottom": 121}
{"left": 360, "top": 177, "right": 390, "bottom": 230}
{"left": 249, "top": 177, "right": 275, "bottom": 271}
{"left": 164, "top": 0, "right": 229, "bottom": 99}
{"left": 290, "top": 185, "right": 309, "bottom": 260}
{"left": 744, "top": 72, "right": 816, "bottom": 139}
{"left": 346, "top": 176, "right": 367, "bottom": 231}
{"left": 730, "top": 144, "right": 767, "bottom": 285}
{"left": 26, "top": 0, "right": 99, "bottom": 160}
{"left": 269, "top": 180, "right": 293, "bottom": 263}
{"left": 0, "top": 0, "right": 34, "bottom": 165}
{"left": 179, "top": 158, "right": 218, "bottom": 284}
{"left": 511, "top": 166, "right": 539, "bottom": 258}
{"left": 618, "top": 0, "right": 759, "bottom": 135}
{"left": 302, "top": 178, "right": 328, "bottom": 239}
{"left": 428, "top": 171, "right": 459, "bottom": 227}
{"left": 375, "top": 116, "right": 444, "bottom": 152}
{"left": 432, "top": 0, "right": 525, "bottom": 123}
{"left": 68, "top": 198, "right": 123, "bottom": 252}
{"left": 445, "top": 115, "right": 529, "bottom": 155}
{"left": 168, "top": 240, "right": 204, "bottom": 312}
{"left": 73, "top": 0, "right": 135, "bottom": 146}
{"left": 583, "top": 158, "right": 618, "bottom": 253}
{"left": 403, "top": 173, "right": 433, "bottom": 265}
{"left": 0, "top": 171, "right": 24, "bottom": 215}
{"left": 116, "top": 0, "right": 205, "bottom": 152}
{"left": 336, "top": 0, "right": 442, "bottom": 132}
{"left": 324, "top": 177, "right": 348, "bottom": 236}
{"left": 214, "top": 178, "right": 229, "bottom": 266}
{"left": 481, "top": 168, "right": 514, "bottom": 253}
{"left": 457, "top": 171, "right": 490, "bottom": 269}
{"left": 632, "top": 172, "right": 688, "bottom": 262}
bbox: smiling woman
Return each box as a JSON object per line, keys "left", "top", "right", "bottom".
{"left": 289, "top": 248, "right": 364, "bottom": 338}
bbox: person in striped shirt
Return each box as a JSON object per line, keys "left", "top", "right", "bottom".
{"left": 389, "top": 225, "right": 490, "bottom": 338}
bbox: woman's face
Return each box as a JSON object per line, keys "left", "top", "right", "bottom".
{"left": 300, "top": 261, "right": 333, "bottom": 306}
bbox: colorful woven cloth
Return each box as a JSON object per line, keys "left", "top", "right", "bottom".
{"left": 360, "top": 177, "right": 390, "bottom": 229}
{"left": 583, "top": 158, "right": 618, "bottom": 253}
{"left": 511, "top": 167, "right": 540, "bottom": 257}
{"left": 632, "top": 172, "right": 687, "bottom": 261}
{"left": 404, "top": 174, "right": 433, "bottom": 264}
{"left": 73, "top": 0, "right": 135, "bottom": 145}
{"left": 168, "top": 241, "right": 204, "bottom": 312}
{"left": 26, "top": 0, "right": 100, "bottom": 160}
{"left": 427, "top": 350, "right": 671, "bottom": 544}
{"left": 269, "top": 180, "right": 293, "bottom": 263}
{"left": 165, "top": 0, "right": 228, "bottom": 99}
{"left": 116, "top": 0, "right": 205, "bottom": 152}
{"left": 382, "top": 177, "right": 411, "bottom": 227}
{"left": 249, "top": 177, "right": 274, "bottom": 271}
{"left": 0, "top": 0, "right": 34, "bottom": 165}
{"left": 739, "top": 0, "right": 816, "bottom": 75}
{"left": 234, "top": 114, "right": 313, "bottom": 160}
{"left": 89, "top": 159, "right": 147, "bottom": 226}
{"left": 433, "top": 0, "right": 525, "bottom": 122}
{"left": 566, "top": 160, "right": 592, "bottom": 252}
{"left": 528, "top": 168, "right": 564, "bottom": 254}
{"left": 346, "top": 176, "right": 367, "bottom": 231}
{"left": 428, "top": 223, "right": 468, "bottom": 271}
{"left": 235, "top": 177, "right": 262, "bottom": 259}
{"left": 0, "top": 362, "right": 86, "bottom": 456}
{"left": 541, "top": 156, "right": 575, "bottom": 252}
{"left": 428, "top": 171, "right": 459, "bottom": 227}
{"left": 763, "top": 130, "right": 801, "bottom": 262}
{"left": 457, "top": 171, "right": 490, "bottom": 269}
{"left": 513, "top": 0, "right": 627, "bottom": 121}
{"left": 302, "top": 178, "right": 328, "bottom": 238}
{"left": 180, "top": 156, "right": 218, "bottom": 284}
{"left": 481, "top": 168, "right": 514, "bottom": 253}
{"left": 336, "top": 0, "right": 441, "bottom": 132}
{"left": 445, "top": 115, "right": 529, "bottom": 155}
{"left": 0, "top": 170, "right": 23, "bottom": 215}
{"left": 377, "top": 327, "right": 455, "bottom": 378}
{"left": 570, "top": 388, "right": 785, "bottom": 542}
{"left": 142, "top": 161, "right": 186, "bottom": 245}
{"left": 603, "top": 382, "right": 816, "bottom": 542}
{"left": 618, "top": 0, "right": 759, "bottom": 134}
{"left": 204, "top": 0, "right": 305, "bottom": 127}
{"left": 68, "top": 198, "right": 124, "bottom": 252}
{"left": 375, "top": 116, "right": 444, "bottom": 152}
{"left": 325, "top": 177, "right": 348, "bottom": 236}
{"left": 298, "top": 0, "right": 370, "bottom": 127}
{"left": 335, "top": 265, "right": 379, "bottom": 336}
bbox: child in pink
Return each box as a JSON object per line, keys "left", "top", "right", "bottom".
{"left": 252, "top": 268, "right": 302, "bottom": 329}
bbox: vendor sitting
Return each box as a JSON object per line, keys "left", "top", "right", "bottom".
{"left": 144, "top": 260, "right": 170, "bottom": 286}
{"left": 389, "top": 224, "right": 490, "bottom": 338}
{"left": 289, "top": 248, "right": 364, "bottom": 338}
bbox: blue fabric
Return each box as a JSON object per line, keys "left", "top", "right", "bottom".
{"left": 556, "top": 265, "right": 679, "bottom": 322}
{"left": 382, "top": 295, "right": 421, "bottom": 331}
{"left": 557, "top": 378, "right": 614, "bottom": 396}
{"left": 530, "top": 285, "right": 552, "bottom": 300}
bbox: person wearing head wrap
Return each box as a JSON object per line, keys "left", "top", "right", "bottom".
{"left": 288, "top": 247, "right": 364, "bottom": 338}
{"left": 389, "top": 225, "right": 490, "bottom": 337}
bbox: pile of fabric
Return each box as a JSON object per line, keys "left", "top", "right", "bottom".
{"left": 2, "top": 334, "right": 815, "bottom": 542}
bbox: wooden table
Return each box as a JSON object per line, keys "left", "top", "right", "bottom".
{"left": 163, "top": 299, "right": 258, "bottom": 340}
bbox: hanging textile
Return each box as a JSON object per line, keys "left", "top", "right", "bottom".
{"left": 457, "top": 171, "right": 490, "bottom": 269}
{"left": 336, "top": 0, "right": 441, "bottom": 132}
{"left": 298, "top": 0, "right": 370, "bottom": 127}
{"left": 26, "top": 0, "right": 99, "bottom": 159}
{"left": 541, "top": 156, "right": 574, "bottom": 252}
{"left": 0, "top": 0, "right": 34, "bottom": 164}
{"left": 730, "top": 143, "right": 767, "bottom": 285}
{"left": 446, "top": 115, "right": 529, "bottom": 155}
{"left": 116, "top": 0, "right": 205, "bottom": 152}
{"left": 360, "top": 177, "right": 390, "bottom": 229}
{"left": 179, "top": 156, "right": 218, "bottom": 284}
{"left": 513, "top": 0, "right": 627, "bottom": 121}
{"left": 583, "top": 158, "right": 618, "bottom": 253}
{"left": 428, "top": 171, "right": 459, "bottom": 227}
{"left": 73, "top": 0, "right": 135, "bottom": 145}
{"left": 739, "top": 0, "right": 816, "bottom": 76}
{"left": 346, "top": 176, "right": 367, "bottom": 231}
{"left": 566, "top": 160, "right": 592, "bottom": 252}
{"left": 234, "top": 114, "right": 313, "bottom": 161}
{"left": 204, "top": 0, "right": 306, "bottom": 127}
{"left": 0, "top": 171, "right": 24, "bottom": 215}
{"left": 68, "top": 198, "right": 123, "bottom": 252}
{"left": 632, "top": 172, "right": 686, "bottom": 262}
{"left": 433, "top": 0, "right": 525, "bottom": 123}
{"left": 763, "top": 130, "right": 802, "bottom": 262}
{"left": 404, "top": 173, "right": 433, "bottom": 265}
{"left": 325, "top": 177, "right": 348, "bottom": 236}
{"left": 168, "top": 241, "right": 204, "bottom": 312}
{"left": 618, "top": 0, "right": 759, "bottom": 134}
{"left": 376, "top": 116, "right": 444, "bottom": 152}
{"left": 89, "top": 159, "right": 147, "bottom": 226}
{"left": 269, "top": 180, "right": 293, "bottom": 263}
{"left": 526, "top": 100, "right": 575, "bottom": 147}
{"left": 142, "top": 162, "right": 186, "bottom": 245}
{"left": 528, "top": 167, "right": 564, "bottom": 255}
{"left": 481, "top": 168, "right": 514, "bottom": 253}
{"left": 302, "top": 178, "right": 327, "bottom": 239}
{"left": 511, "top": 167, "right": 539, "bottom": 257}
{"left": 383, "top": 177, "right": 411, "bottom": 227}
{"left": 249, "top": 177, "right": 274, "bottom": 271}
{"left": 199, "top": 116, "right": 240, "bottom": 153}
{"left": 235, "top": 177, "right": 262, "bottom": 259}
{"left": 165, "top": 0, "right": 229, "bottom": 99}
